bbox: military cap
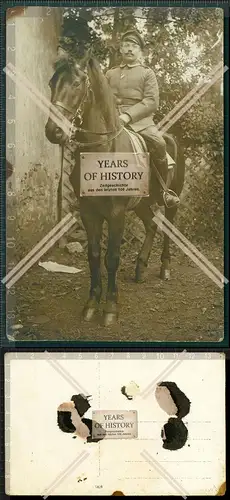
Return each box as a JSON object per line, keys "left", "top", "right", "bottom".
{"left": 121, "top": 30, "right": 144, "bottom": 49}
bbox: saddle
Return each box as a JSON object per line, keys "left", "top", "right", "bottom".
{"left": 123, "top": 128, "right": 177, "bottom": 210}
{"left": 125, "top": 128, "right": 176, "bottom": 172}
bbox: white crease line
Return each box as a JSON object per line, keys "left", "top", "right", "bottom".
{"left": 159, "top": 66, "right": 228, "bottom": 134}
{"left": 157, "top": 61, "right": 223, "bottom": 129}
{"left": 46, "top": 356, "right": 91, "bottom": 396}
{"left": 2, "top": 213, "right": 73, "bottom": 284}
{"left": 141, "top": 450, "right": 188, "bottom": 498}
{"left": 141, "top": 351, "right": 187, "bottom": 399}
{"left": 4, "top": 66, "right": 67, "bottom": 133}
{"left": 4, "top": 63, "right": 72, "bottom": 136}
{"left": 5, "top": 62, "right": 72, "bottom": 129}
{"left": 42, "top": 451, "right": 90, "bottom": 499}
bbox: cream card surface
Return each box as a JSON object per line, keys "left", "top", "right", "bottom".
{"left": 5, "top": 352, "right": 225, "bottom": 496}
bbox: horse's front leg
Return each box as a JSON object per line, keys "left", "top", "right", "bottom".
{"left": 80, "top": 209, "right": 104, "bottom": 321}
{"left": 103, "top": 211, "right": 125, "bottom": 327}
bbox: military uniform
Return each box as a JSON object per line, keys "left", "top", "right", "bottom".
{"left": 105, "top": 62, "right": 167, "bottom": 158}
{"left": 105, "top": 30, "right": 180, "bottom": 208}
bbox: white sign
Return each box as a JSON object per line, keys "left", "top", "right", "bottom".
{"left": 92, "top": 409, "right": 138, "bottom": 439}
{"left": 80, "top": 152, "right": 149, "bottom": 197}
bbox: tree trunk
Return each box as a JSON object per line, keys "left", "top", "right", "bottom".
{"left": 109, "top": 8, "right": 120, "bottom": 68}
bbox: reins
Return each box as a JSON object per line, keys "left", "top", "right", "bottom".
{"left": 69, "top": 124, "right": 125, "bottom": 148}
{"left": 53, "top": 102, "right": 124, "bottom": 148}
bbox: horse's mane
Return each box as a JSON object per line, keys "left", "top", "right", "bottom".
{"left": 87, "top": 57, "right": 120, "bottom": 131}
{"left": 50, "top": 57, "right": 74, "bottom": 87}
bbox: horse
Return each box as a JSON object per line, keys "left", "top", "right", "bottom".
{"left": 45, "top": 54, "right": 185, "bottom": 327}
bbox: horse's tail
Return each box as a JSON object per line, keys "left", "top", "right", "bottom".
{"left": 165, "top": 133, "right": 185, "bottom": 196}
{"left": 164, "top": 132, "right": 178, "bottom": 162}
{"left": 174, "top": 142, "right": 186, "bottom": 196}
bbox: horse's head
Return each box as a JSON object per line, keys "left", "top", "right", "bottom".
{"left": 45, "top": 54, "right": 88, "bottom": 144}
{"left": 46, "top": 53, "right": 120, "bottom": 146}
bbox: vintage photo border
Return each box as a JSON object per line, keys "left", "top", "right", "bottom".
{"left": 0, "top": 346, "right": 228, "bottom": 497}
{"left": 0, "top": 0, "right": 229, "bottom": 349}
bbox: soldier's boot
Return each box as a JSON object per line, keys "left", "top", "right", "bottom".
{"left": 153, "top": 156, "right": 180, "bottom": 209}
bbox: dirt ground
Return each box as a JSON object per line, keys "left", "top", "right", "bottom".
{"left": 7, "top": 234, "right": 224, "bottom": 343}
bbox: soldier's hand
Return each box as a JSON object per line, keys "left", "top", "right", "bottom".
{"left": 119, "top": 113, "right": 131, "bottom": 125}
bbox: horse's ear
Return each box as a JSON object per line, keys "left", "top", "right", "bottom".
{"left": 79, "top": 48, "right": 92, "bottom": 71}
{"left": 87, "top": 57, "right": 102, "bottom": 86}
{"left": 87, "top": 57, "right": 100, "bottom": 72}
{"left": 86, "top": 58, "right": 95, "bottom": 88}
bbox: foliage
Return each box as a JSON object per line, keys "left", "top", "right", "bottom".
{"left": 59, "top": 7, "right": 224, "bottom": 244}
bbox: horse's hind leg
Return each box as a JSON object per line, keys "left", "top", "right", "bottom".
{"left": 134, "top": 202, "right": 158, "bottom": 282}
{"left": 80, "top": 208, "right": 104, "bottom": 321}
{"left": 160, "top": 205, "right": 178, "bottom": 280}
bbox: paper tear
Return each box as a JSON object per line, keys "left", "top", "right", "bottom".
{"left": 82, "top": 418, "right": 107, "bottom": 443}
{"left": 57, "top": 394, "right": 106, "bottom": 444}
{"left": 161, "top": 417, "right": 188, "bottom": 450}
{"left": 38, "top": 261, "right": 82, "bottom": 274}
{"left": 121, "top": 381, "right": 140, "bottom": 400}
{"left": 156, "top": 382, "right": 191, "bottom": 419}
{"left": 71, "top": 394, "right": 91, "bottom": 417}
{"left": 72, "top": 410, "right": 90, "bottom": 440}
{"left": 155, "top": 385, "right": 178, "bottom": 416}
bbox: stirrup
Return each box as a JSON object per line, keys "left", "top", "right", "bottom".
{"left": 163, "top": 189, "right": 180, "bottom": 209}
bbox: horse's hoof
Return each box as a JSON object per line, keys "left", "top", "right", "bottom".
{"left": 82, "top": 306, "right": 97, "bottom": 322}
{"left": 135, "top": 264, "right": 147, "bottom": 283}
{"left": 160, "top": 267, "right": 171, "bottom": 280}
{"left": 103, "top": 312, "right": 118, "bottom": 327}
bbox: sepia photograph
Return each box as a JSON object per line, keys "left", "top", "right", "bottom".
{"left": 5, "top": 5, "right": 226, "bottom": 342}
{"left": 4, "top": 351, "right": 226, "bottom": 496}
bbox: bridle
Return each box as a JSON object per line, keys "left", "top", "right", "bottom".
{"left": 52, "top": 74, "right": 124, "bottom": 148}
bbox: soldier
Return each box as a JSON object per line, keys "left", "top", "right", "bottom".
{"left": 105, "top": 29, "right": 180, "bottom": 208}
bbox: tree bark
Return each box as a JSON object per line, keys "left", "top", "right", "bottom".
{"left": 109, "top": 8, "right": 120, "bottom": 68}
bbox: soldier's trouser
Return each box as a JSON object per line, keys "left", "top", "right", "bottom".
{"left": 139, "top": 126, "right": 167, "bottom": 157}
{"left": 138, "top": 126, "right": 168, "bottom": 187}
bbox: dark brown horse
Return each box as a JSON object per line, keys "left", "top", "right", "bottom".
{"left": 45, "top": 55, "right": 185, "bottom": 327}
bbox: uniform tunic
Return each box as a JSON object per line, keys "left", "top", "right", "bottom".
{"left": 105, "top": 62, "right": 166, "bottom": 155}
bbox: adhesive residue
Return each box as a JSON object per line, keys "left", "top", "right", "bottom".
{"left": 58, "top": 382, "right": 190, "bottom": 450}
{"left": 156, "top": 381, "right": 191, "bottom": 418}
{"left": 57, "top": 393, "right": 106, "bottom": 443}
{"left": 155, "top": 381, "right": 190, "bottom": 451}
{"left": 121, "top": 381, "right": 140, "bottom": 400}
{"left": 161, "top": 417, "right": 188, "bottom": 450}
